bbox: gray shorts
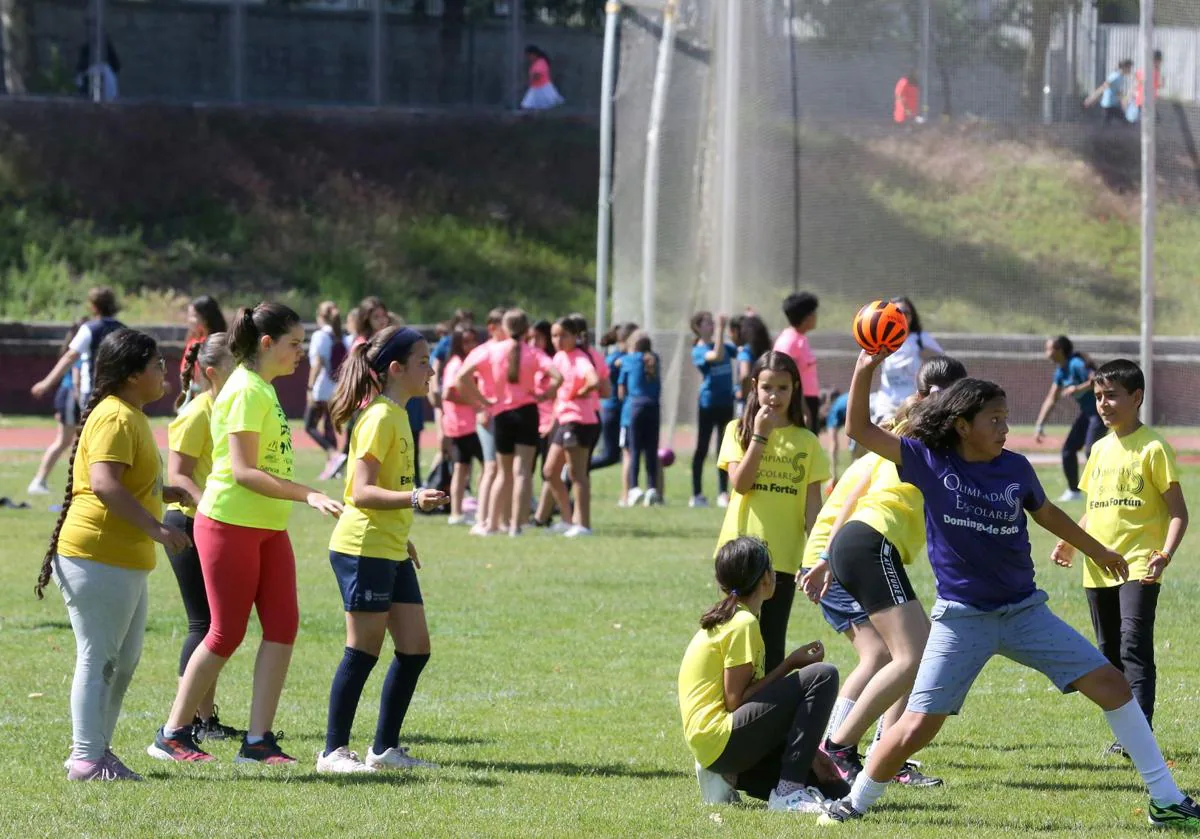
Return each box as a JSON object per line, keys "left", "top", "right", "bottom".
{"left": 907, "top": 589, "right": 1109, "bottom": 716}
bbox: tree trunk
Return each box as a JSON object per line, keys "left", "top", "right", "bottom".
{"left": 1021, "top": 0, "right": 1054, "bottom": 113}
{"left": 1, "top": 0, "right": 34, "bottom": 96}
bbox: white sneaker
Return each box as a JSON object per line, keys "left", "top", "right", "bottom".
{"left": 564, "top": 525, "right": 593, "bottom": 538}
{"left": 447, "top": 514, "right": 475, "bottom": 526}
{"left": 627, "top": 487, "right": 645, "bottom": 507}
{"left": 643, "top": 489, "right": 661, "bottom": 507}
{"left": 1058, "top": 489, "right": 1084, "bottom": 503}
{"left": 695, "top": 761, "right": 741, "bottom": 804}
{"left": 689, "top": 495, "right": 709, "bottom": 508}
{"left": 767, "top": 785, "right": 828, "bottom": 813}
{"left": 716, "top": 492, "right": 730, "bottom": 509}
{"left": 27, "top": 479, "right": 51, "bottom": 496}
{"left": 366, "top": 746, "right": 438, "bottom": 770}
{"left": 547, "top": 520, "right": 573, "bottom": 534}
{"left": 470, "top": 524, "right": 495, "bottom": 537}
{"left": 316, "top": 747, "right": 374, "bottom": 774}
{"left": 508, "top": 527, "right": 523, "bottom": 538}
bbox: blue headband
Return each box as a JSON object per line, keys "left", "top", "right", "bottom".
{"left": 371, "top": 327, "right": 424, "bottom": 375}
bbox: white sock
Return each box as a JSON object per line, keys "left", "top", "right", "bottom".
{"left": 246, "top": 734, "right": 264, "bottom": 745}
{"left": 865, "top": 716, "right": 886, "bottom": 760}
{"left": 848, "top": 772, "right": 888, "bottom": 814}
{"left": 825, "top": 697, "right": 856, "bottom": 742}
{"left": 1105, "top": 700, "right": 1183, "bottom": 805}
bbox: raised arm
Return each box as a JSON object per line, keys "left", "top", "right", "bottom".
{"left": 846, "top": 351, "right": 902, "bottom": 465}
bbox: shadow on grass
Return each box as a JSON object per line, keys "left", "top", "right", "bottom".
{"left": 453, "top": 759, "right": 686, "bottom": 780}
{"left": 1006, "top": 778, "right": 1130, "bottom": 793}
{"left": 1029, "top": 760, "right": 1125, "bottom": 772}
{"left": 934, "top": 739, "right": 1041, "bottom": 753}
{"left": 141, "top": 769, "right": 501, "bottom": 788}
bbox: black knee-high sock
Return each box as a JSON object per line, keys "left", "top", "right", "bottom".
{"left": 373, "top": 651, "right": 430, "bottom": 754}
{"left": 324, "top": 647, "right": 379, "bottom": 755}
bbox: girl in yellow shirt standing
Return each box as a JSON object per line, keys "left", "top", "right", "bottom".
{"left": 678, "top": 537, "right": 837, "bottom": 812}
{"left": 36, "top": 328, "right": 191, "bottom": 781}
{"left": 317, "top": 326, "right": 448, "bottom": 773}
{"left": 163, "top": 332, "right": 243, "bottom": 743}
{"left": 149, "top": 303, "right": 343, "bottom": 766}
{"left": 716, "top": 352, "right": 830, "bottom": 673}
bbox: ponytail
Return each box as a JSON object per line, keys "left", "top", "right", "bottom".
{"left": 330, "top": 340, "right": 377, "bottom": 432}
{"left": 229, "top": 302, "right": 300, "bottom": 364}
{"left": 503, "top": 309, "right": 530, "bottom": 385}
{"left": 507, "top": 341, "right": 521, "bottom": 384}
{"left": 175, "top": 340, "right": 203, "bottom": 410}
{"left": 632, "top": 331, "right": 656, "bottom": 381}
{"left": 700, "top": 593, "right": 740, "bottom": 630}
{"left": 697, "top": 536, "right": 773, "bottom": 630}
{"left": 229, "top": 307, "right": 258, "bottom": 362}
{"left": 645, "top": 352, "right": 657, "bottom": 381}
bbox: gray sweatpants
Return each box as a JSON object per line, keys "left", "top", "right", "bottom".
{"left": 54, "top": 556, "right": 149, "bottom": 761}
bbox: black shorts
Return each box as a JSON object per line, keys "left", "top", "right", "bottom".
{"left": 493, "top": 403, "right": 541, "bottom": 454}
{"left": 54, "top": 386, "right": 79, "bottom": 426}
{"left": 449, "top": 432, "right": 484, "bottom": 465}
{"left": 828, "top": 520, "right": 917, "bottom": 615}
{"left": 551, "top": 421, "right": 601, "bottom": 450}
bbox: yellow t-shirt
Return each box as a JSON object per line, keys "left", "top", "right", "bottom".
{"left": 677, "top": 607, "right": 765, "bottom": 767}
{"left": 1080, "top": 425, "right": 1180, "bottom": 588}
{"left": 715, "top": 421, "right": 831, "bottom": 575}
{"left": 167, "top": 391, "right": 214, "bottom": 519}
{"left": 849, "top": 456, "right": 926, "bottom": 565}
{"left": 329, "top": 397, "right": 415, "bottom": 561}
{"left": 801, "top": 454, "right": 879, "bottom": 570}
{"left": 57, "top": 395, "right": 162, "bottom": 571}
{"left": 199, "top": 365, "right": 294, "bottom": 531}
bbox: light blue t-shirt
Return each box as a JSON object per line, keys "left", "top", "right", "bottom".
{"left": 735, "top": 345, "right": 754, "bottom": 401}
{"left": 1100, "top": 71, "right": 1127, "bottom": 109}
{"left": 619, "top": 352, "right": 661, "bottom": 427}
{"left": 691, "top": 342, "right": 737, "bottom": 410}
{"left": 1053, "top": 355, "right": 1097, "bottom": 417}
{"left": 602, "top": 347, "right": 624, "bottom": 412}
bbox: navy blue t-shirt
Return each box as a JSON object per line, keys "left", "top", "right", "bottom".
{"left": 1053, "top": 355, "right": 1097, "bottom": 417}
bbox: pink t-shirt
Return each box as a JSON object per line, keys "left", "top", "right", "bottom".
{"left": 554, "top": 348, "right": 601, "bottom": 425}
{"left": 774, "top": 327, "right": 820, "bottom": 396}
{"left": 463, "top": 340, "right": 500, "bottom": 416}
{"left": 533, "top": 349, "right": 556, "bottom": 435}
{"left": 584, "top": 346, "right": 609, "bottom": 418}
{"left": 484, "top": 339, "right": 554, "bottom": 412}
{"left": 529, "top": 57, "right": 551, "bottom": 89}
{"left": 440, "top": 355, "right": 478, "bottom": 439}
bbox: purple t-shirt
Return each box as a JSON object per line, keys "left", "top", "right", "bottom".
{"left": 899, "top": 438, "right": 1047, "bottom": 610}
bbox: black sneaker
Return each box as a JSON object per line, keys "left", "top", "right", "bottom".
{"left": 817, "top": 797, "right": 864, "bottom": 825}
{"left": 235, "top": 731, "right": 296, "bottom": 765}
{"left": 146, "top": 726, "right": 215, "bottom": 762}
{"left": 193, "top": 706, "right": 245, "bottom": 743}
{"left": 893, "top": 761, "right": 944, "bottom": 787}
{"left": 1103, "top": 741, "right": 1131, "bottom": 760}
{"left": 821, "top": 741, "right": 864, "bottom": 784}
{"left": 1148, "top": 795, "right": 1200, "bottom": 828}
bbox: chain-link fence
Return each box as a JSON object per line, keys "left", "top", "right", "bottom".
{"left": 610, "top": 0, "right": 1200, "bottom": 433}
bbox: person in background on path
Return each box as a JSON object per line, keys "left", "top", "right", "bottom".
{"left": 678, "top": 536, "right": 843, "bottom": 812}
{"left": 1035, "top": 335, "right": 1102, "bottom": 503}
{"left": 1135, "top": 50, "right": 1164, "bottom": 123}
{"left": 773, "top": 292, "right": 821, "bottom": 434}
{"left": 28, "top": 318, "right": 87, "bottom": 496}
{"left": 32, "top": 286, "right": 125, "bottom": 416}
{"left": 76, "top": 28, "right": 121, "bottom": 101}
{"left": 521, "top": 44, "right": 565, "bottom": 110}
{"left": 690, "top": 311, "right": 738, "bottom": 509}
{"left": 310, "top": 302, "right": 348, "bottom": 481}
{"left": 1052, "top": 359, "right": 1188, "bottom": 754}
{"left": 619, "top": 330, "right": 662, "bottom": 508}
{"left": 870, "top": 296, "right": 942, "bottom": 423}
{"left": 37, "top": 327, "right": 190, "bottom": 782}
{"left": 1085, "top": 59, "right": 1134, "bottom": 124}
{"left": 893, "top": 71, "right": 921, "bottom": 125}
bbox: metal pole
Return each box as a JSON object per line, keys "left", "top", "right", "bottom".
{"left": 595, "top": 2, "right": 621, "bottom": 341}
{"left": 231, "top": 0, "right": 246, "bottom": 103}
{"left": 91, "top": 0, "right": 106, "bottom": 103}
{"left": 641, "top": 0, "right": 678, "bottom": 334}
{"left": 510, "top": 0, "right": 523, "bottom": 111}
{"left": 919, "top": 0, "right": 931, "bottom": 118}
{"left": 787, "top": 0, "right": 801, "bottom": 293}
{"left": 1042, "top": 29, "right": 1054, "bottom": 125}
{"left": 370, "top": 0, "right": 384, "bottom": 106}
{"left": 1139, "top": 0, "right": 1156, "bottom": 422}
{"left": 718, "top": 0, "right": 740, "bottom": 315}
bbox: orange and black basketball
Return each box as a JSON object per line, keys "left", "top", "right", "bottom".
{"left": 852, "top": 300, "right": 909, "bottom": 354}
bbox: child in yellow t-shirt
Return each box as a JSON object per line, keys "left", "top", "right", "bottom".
{"left": 1052, "top": 359, "right": 1188, "bottom": 745}
{"left": 678, "top": 536, "right": 835, "bottom": 811}
{"left": 37, "top": 327, "right": 190, "bottom": 781}
{"left": 318, "top": 326, "right": 449, "bottom": 774}
{"left": 716, "top": 351, "right": 830, "bottom": 674}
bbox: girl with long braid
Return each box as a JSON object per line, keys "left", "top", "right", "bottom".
{"left": 37, "top": 328, "right": 190, "bottom": 781}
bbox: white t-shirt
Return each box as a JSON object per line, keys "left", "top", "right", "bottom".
{"left": 69, "top": 323, "right": 97, "bottom": 398}
{"left": 873, "top": 330, "right": 943, "bottom": 418}
{"left": 309, "top": 326, "right": 336, "bottom": 402}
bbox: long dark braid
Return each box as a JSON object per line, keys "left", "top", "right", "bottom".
{"left": 36, "top": 328, "right": 160, "bottom": 600}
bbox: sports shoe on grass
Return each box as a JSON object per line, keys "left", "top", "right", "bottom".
{"left": 236, "top": 732, "right": 295, "bottom": 765}
{"left": 817, "top": 798, "right": 864, "bottom": 824}
{"left": 1103, "top": 741, "right": 1131, "bottom": 760}
{"left": 366, "top": 746, "right": 438, "bottom": 770}
{"left": 689, "top": 495, "right": 709, "bottom": 508}
{"left": 1149, "top": 795, "right": 1200, "bottom": 828}
{"left": 564, "top": 525, "right": 593, "bottom": 538}
{"left": 147, "top": 726, "right": 215, "bottom": 762}
{"left": 643, "top": 489, "right": 662, "bottom": 507}
{"left": 893, "top": 761, "right": 943, "bottom": 787}
{"left": 67, "top": 757, "right": 122, "bottom": 781}
{"left": 104, "top": 751, "right": 144, "bottom": 781}
{"left": 1057, "top": 489, "right": 1083, "bottom": 503}
{"left": 626, "top": 487, "right": 645, "bottom": 507}
{"left": 694, "top": 761, "right": 740, "bottom": 804}
{"left": 27, "top": 479, "right": 51, "bottom": 496}
{"left": 193, "top": 706, "right": 245, "bottom": 742}
{"left": 316, "top": 747, "right": 375, "bottom": 774}
{"left": 820, "top": 741, "right": 864, "bottom": 784}
{"left": 716, "top": 492, "right": 730, "bottom": 508}
{"left": 767, "top": 785, "right": 827, "bottom": 813}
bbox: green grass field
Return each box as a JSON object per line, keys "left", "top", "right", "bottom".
{"left": 1, "top": 448, "right": 1198, "bottom": 837}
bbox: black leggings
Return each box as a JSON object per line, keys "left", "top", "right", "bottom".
{"left": 164, "top": 510, "right": 209, "bottom": 677}
{"left": 304, "top": 401, "right": 337, "bottom": 452}
{"left": 1087, "top": 582, "right": 1160, "bottom": 725}
{"left": 804, "top": 395, "right": 821, "bottom": 435}
{"left": 693, "top": 403, "right": 734, "bottom": 497}
{"left": 628, "top": 399, "right": 660, "bottom": 490}
{"left": 708, "top": 663, "right": 844, "bottom": 801}
{"left": 758, "top": 571, "right": 797, "bottom": 674}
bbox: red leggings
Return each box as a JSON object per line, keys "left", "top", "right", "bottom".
{"left": 194, "top": 514, "right": 299, "bottom": 658}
